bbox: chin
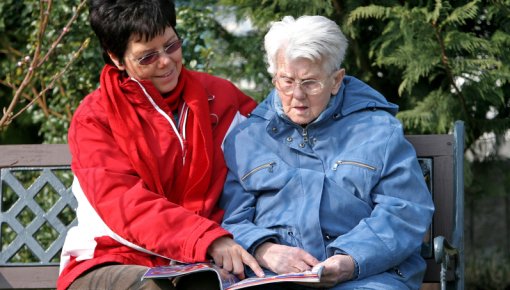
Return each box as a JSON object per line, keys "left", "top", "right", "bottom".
{"left": 290, "top": 119, "right": 309, "bottom": 125}
{"left": 288, "top": 115, "right": 309, "bottom": 124}
{"left": 157, "top": 82, "right": 177, "bottom": 94}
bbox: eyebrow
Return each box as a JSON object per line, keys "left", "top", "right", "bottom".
{"left": 280, "top": 75, "right": 318, "bottom": 81}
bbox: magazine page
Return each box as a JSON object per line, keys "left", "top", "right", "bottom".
{"left": 142, "top": 263, "right": 240, "bottom": 290}
{"left": 226, "top": 265, "right": 324, "bottom": 290}
{"left": 143, "top": 263, "right": 324, "bottom": 290}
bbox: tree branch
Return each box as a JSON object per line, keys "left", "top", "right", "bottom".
{"left": 0, "top": 0, "right": 88, "bottom": 130}
{"left": 10, "top": 38, "right": 90, "bottom": 121}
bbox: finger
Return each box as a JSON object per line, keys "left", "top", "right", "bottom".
{"left": 211, "top": 253, "right": 223, "bottom": 268}
{"left": 231, "top": 250, "right": 246, "bottom": 279}
{"left": 222, "top": 254, "right": 233, "bottom": 273}
{"left": 232, "top": 259, "right": 244, "bottom": 280}
{"left": 299, "top": 250, "right": 320, "bottom": 267}
{"left": 241, "top": 251, "right": 265, "bottom": 277}
{"left": 296, "top": 261, "right": 312, "bottom": 272}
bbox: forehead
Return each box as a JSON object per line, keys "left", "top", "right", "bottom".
{"left": 276, "top": 52, "right": 324, "bottom": 77}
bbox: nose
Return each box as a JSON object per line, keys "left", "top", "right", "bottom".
{"left": 156, "top": 52, "right": 173, "bottom": 68}
{"left": 292, "top": 84, "right": 306, "bottom": 99}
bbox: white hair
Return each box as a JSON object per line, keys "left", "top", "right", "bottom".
{"left": 264, "top": 15, "right": 348, "bottom": 76}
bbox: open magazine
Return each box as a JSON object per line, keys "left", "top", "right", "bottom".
{"left": 142, "top": 262, "right": 324, "bottom": 290}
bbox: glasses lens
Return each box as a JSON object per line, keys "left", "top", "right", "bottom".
{"left": 301, "top": 80, "right": 323, "bottom": 94}
{"left": 138, "top": 53, "right": 160, "bottom": 65}
{"left": 274, "top": 77, "right": 324, "bottom": 95}
{"left": 164, "top": 39, "right": 182, "bottom": 55}
{"left": 137, "top": 39, "right": 182, "bottom": 65}
{"left": 275, "top": 77, "right": 294, "bottom": 94}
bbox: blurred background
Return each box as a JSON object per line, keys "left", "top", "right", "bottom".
{"left": 0, "top": 1, "right": 509, "bottom": 288}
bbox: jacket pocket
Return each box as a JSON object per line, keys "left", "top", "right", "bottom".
{"left": 238, "top": 158, "right": 297, "bottom": 198}
{"left": 332, "top": 160, "right": 377, "bottom": 171}
{"left": 329, "top": 156, "right": 380, "bottom": 201}
{"left": 241, "top": 161, "right": 276, "bottom": 181}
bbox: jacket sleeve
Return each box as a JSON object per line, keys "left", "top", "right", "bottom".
{"left": 68, "top": 104, "right": 230, "bottom": 263}
{"left": 219, "top": 133, "right": 280, "bottom": 254}
{"left": 326, "top": 126, "right": 435, "bottom": 279}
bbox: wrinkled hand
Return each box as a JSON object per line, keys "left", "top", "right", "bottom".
{"left": 306, "top": 254, "right": 355, "bottom": 288}
{"left": 207, "top": 236, "right": 264, "bottom": 279}
{"left": 254, "top": 242, "right": 320, "bottom": 274}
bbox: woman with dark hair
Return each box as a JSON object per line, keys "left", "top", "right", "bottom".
{"left": 57, "top": 1, "right": 263, "bottom": 289}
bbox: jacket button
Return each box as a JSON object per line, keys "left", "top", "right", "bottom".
{"left": 299, "top": 143, "right": 305, "bottom": 148}
{"left": 272, "top": 127, "right": 278, "bottom": 133}
{"left": 286, "top": 137, "right": 293, "bottom": 142}
{"left": 325, "top": 234, "right": 331, "bottom": 240}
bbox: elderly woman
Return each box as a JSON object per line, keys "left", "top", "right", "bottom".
{"left": 220, "top": 15, "right": 434, "bottom": 290}
{"left": 57, "top": 0, "right": 264, "bottom": 289}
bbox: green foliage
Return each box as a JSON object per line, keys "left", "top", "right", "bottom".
{"left": 465, "top": 247, "right": 510, "bottom": 289}
{"left": 175, "top": 2, "right": 271, "bottom": 101}
{"left": 347, "top": 4, "right": 392, "bottom": 23}
{"left": 1, "top": 0, "right": 508, "bottom": 153}
{"left": 0, "top": 0, "right": 102, "bottom": 144}
{"left": 219, "top": 0, "right": 334, "bottom": 29}
{"left": 348, "top": 0, "right": 510, "bottom": 150}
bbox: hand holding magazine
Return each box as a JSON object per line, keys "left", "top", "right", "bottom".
{"left": 142, "top": 262, "right": 324, "bottom": 290}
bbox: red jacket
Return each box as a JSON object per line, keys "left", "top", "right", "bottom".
{"left": 57, "top": 69, "right": 256, "bottom": 289}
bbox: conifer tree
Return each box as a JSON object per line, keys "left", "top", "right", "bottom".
{"left": 347, "top": 0, "right": 510, "bottom": 152}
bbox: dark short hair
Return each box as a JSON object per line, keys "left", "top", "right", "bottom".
{"left": 88, "top": 0, "right": 176, "bottom": 65}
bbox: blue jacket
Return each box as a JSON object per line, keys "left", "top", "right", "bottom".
{"left": 220, "top": 76, "right": 435, "bottom": 289}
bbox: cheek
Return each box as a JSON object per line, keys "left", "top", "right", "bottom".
{"left": 312, "top": 95, "right": 331, "bottom": 113}
{"left": 279, "top": 95, "right": 292, "bottom": 110}
{"left": 123, "top": 62, "right": 148, "bottom": 80}
{"left": 173, "top": 51, "right": 183, "bottom": 63}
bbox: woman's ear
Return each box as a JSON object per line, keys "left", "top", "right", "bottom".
{"left": 331, "top": 69, "right": 345, "bottom": 95}
{"left": 107, "top": 51, "right": 125, "bottom": 70}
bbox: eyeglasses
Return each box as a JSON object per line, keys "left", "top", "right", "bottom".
{"left": 134, "top": 38, "right": 182, "bottom": 65}
{"left": 272, "top": 76, "right": 327, "bottom": 95}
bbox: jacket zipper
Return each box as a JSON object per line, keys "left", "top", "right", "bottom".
{"left": 130, "top": 77, "right": 186, "bottom": 164}
{"left": 241, "top": 161, "right": 276, "bottom": 181}
{"left": 332, "top": 160, "right": 376, "bottom": 171}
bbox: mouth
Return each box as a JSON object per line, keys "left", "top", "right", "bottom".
{"left": 157, "top": 70, "right": 174, "bottom": 79}
{"left": 294, "top": 106, "right": 309, "bottom": 111}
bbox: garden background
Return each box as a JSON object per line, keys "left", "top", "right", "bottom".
{"left": 0, "top": 0, "right": 509, "bottom": 289}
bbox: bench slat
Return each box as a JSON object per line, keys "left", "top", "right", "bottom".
{"left": 0, "top": 266, "right": 58, "bottom": 289}
{"left": 0, "top": 144, "right": 71, "bottom": 168}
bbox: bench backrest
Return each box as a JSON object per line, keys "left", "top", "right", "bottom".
{"left": 0, "top": 122, "right": 464, "bottom": 289}
{"left": 0, "top": 144, "right": 73, "bottom": 289}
